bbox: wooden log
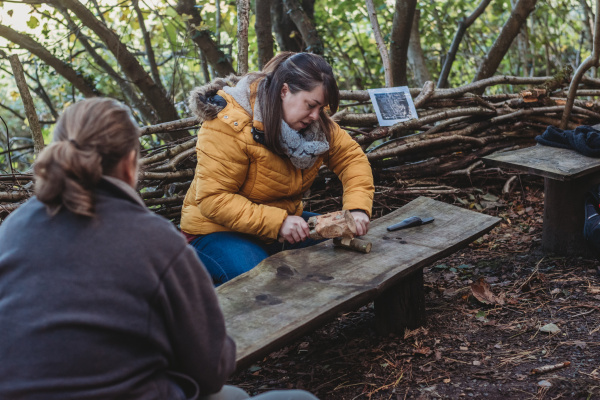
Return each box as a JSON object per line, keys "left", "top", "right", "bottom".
{"left": 332, "top": 237, "right": 372, "bottom": 253}
{"left": 308, "top": 210, "right": 357, "bottom": 239}
{"left": 374, "top": 267, "right": 425, "bottom": 335}
{"left": 8, "top": 55, "right": 44, "bottom": 155}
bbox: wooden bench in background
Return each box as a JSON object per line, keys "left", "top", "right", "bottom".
{"left": 217, "top": 197, "right": 501, "bottom": 369}
{"left": 484, "top": 145, "right": 600, "bottom": 256}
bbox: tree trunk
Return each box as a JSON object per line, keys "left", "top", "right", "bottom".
{"left": 255, "top": 0, "right": 274, "bottom": 70}
{"left": 580, "top": 0, "right": 597, "bottom": 77}
{"left": 472, "top": 0, "right": 538, "bottom": 87}
{"left": 55, "top": 0, "right": 183, "bottom": 129}
{"left": 9, "top": 55, "right": 44, "bottom": 155}
{"left": 237, "top": 0, "right": 250, "bottom": 74}
{"left": 282, "top": 0, "right": 324, "bottom": 54}
{"left": 389, "top": 0, "right": 417, "bottom": 86}
{"left": 175, "top": 0, "right": 236, "bottom": 77}
{"left": 0, "top": 24, "right": 98, "bottom": 98}
{"left": 271, "top": 0, "right": 302, "bottom": 52}
{"left": 132, "top": 0, "right": 165, "bottom": 94}
{"left": 55, "top": 5, "right": 157, "bottom": 123}
{"left": 366, "top": 0, "right": 393, "bottom": 87}
{"left": 407, "top": 10, "right": 432, "bottom": 87}
{"left": 437, "top": 0, "right": 492, "bottom": 88}
{"left": 510, "top": 0, "right": 530, "bottom": 77}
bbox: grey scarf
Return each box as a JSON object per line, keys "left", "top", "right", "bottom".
{"left": 223, "top": 76, "right": 329, "bottom": 169}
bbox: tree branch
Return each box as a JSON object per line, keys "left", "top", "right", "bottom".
{"left": 9, "top": 55, "right": 44, "bottom": 155}
{"left": 389, "top": 0, "right": 416, "bottom": 86}
{"left": 255, "top": 0, "right": 274, "bottom": 70}
{"left": 54, "top": 4, "right": 157, "bottom": 123}
{"left": 473, "top": 0, "right": 538, "bottom": 87}
{"left": 438, "top": 0, "right": 492, "bottom": 88}
{"left": 54, "top": 0, "right": 184, "bottom": 132}
{"left": 365, "top": 0, "right": 392, "bottom": 86}
{"left": 175, "top": 0, "right": 235, "bottom": 77}
{"left": 0, "top": 24, "right": 98, "bottom": 97}
{"left": 132, "top": 0, "right": 166, "bottom": 94}
{"left": 283, "top": 0, "right": 324, "bottom": 54}
{"left": 237, "top": 0, "right": 250, "bottom": 74}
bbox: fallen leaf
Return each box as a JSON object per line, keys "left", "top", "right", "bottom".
{"left": 573, "top": 341, "right": 587, "bottom": 349}
{"left": 248, "top": 365, "right": 262, "bottom": 372}
{"left": 539, "top": 323, "right": 560, "bottom": 334}
{"left": 471, "top": 277, "right": 506, "bottom": 305}
{"left": 413, "top": 346, "right": 432, "bottom": 356}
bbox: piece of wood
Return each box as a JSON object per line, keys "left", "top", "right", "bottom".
{"left": 374, "top": 268, "right": 425, "bottom": 335}
{"left": 8, "top": 55, "right": 44, "bottom": 155}
{"left": 308, "top": 210, "right": 357, "bottom": 239}
{"left": 484, "top": 145, "right": 600, "bottom": 255}
{"left": 217, "top": 197, "right": 500, "bottom": 369}
{"left": 483, "top": 145, "right": 600, "bottom": 181}
{"left": 332, "top": 237, "right": 372, "bottom": 253}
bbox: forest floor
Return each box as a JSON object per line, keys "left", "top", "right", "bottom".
{"left": 229, "top": 174, "right": 600, "bottom": 399}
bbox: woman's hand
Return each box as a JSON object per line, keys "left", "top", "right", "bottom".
{"left": 351, "top": 211, "right": 370, "bottom": 236}
{"left": 278, "top": 215, "right": 310, "bottom": 244}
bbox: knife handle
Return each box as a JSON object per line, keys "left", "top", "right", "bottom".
{"left": 386, "top": 216, "right": 422, "bottom": 232}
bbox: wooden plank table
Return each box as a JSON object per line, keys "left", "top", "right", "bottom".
{"left": 484, "top": 145, "right": 600, "bottom": 255}
{"left": 217, "top": 197, "right": 500, "bottom": 368}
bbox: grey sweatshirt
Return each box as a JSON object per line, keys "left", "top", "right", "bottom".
{"left": 0, "top": 178, "right": 236, "bottom": 399}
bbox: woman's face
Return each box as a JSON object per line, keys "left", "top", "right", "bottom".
{"left": 280, "top": 83, "right": 326, "bottom": 131}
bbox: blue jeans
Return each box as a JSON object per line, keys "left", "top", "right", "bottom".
{"left": 190, "top": 212, "right": 323, "bottom": 285}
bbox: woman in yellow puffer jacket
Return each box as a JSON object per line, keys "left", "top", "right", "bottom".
{"left": 181, "top": 52, "right": 374, "bottom": 285}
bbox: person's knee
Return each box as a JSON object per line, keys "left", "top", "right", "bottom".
{"left": 200, "top": 385, "right": 250, "bottom": 400}
{"left": 190, "top": 233, "right": 269, "bottom": 284}
{"left": 250, "top": 389, "right": 319, "bottom": 400}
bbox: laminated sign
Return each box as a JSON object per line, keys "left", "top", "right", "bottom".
{"left": 368, "top": 86, "right": 418, "bottom": 127}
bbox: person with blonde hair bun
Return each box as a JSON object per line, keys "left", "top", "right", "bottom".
{"left": 0, "top": 98, "right": 318, "bottom": 400}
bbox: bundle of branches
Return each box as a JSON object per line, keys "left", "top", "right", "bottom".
{"left": 2, "top": 74, "right": 600, "bottom": 223}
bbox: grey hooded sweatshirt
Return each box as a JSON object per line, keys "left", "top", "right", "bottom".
{"left": 0, "top": 178, "right": 236, "bottom": 399}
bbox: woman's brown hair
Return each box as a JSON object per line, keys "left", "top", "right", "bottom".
{"left": 257, "top": 52, "right": 340, "bottom": 154}
{"left": 34, "top": 98, "right": 140, "bottom": 217}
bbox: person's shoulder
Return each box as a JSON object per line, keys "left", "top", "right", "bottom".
{"left": 0, "top": 197, "right": 44, "bottom": 231}
{"left": 104, "top": 197, "right": 188, "bottom": 254}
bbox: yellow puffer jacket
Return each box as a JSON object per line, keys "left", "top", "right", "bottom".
{"left": 180, "top": 78, "right": 374, "bottom": 241}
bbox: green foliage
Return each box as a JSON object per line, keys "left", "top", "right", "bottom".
{"left": 0, "top": 0, "right": 593, "bottom": 172}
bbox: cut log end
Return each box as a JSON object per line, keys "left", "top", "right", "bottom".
{"left": 333, "top": 237, "right": 372, "bottom": 253}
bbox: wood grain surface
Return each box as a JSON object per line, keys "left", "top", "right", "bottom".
{"left": 217, "top": 196, "right": 501, "bottom": 367}
{"left": 483, "top": 145, "right": 600, "bottom": 181}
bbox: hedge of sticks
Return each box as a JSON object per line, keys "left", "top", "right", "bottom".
{"left": 2, "top": 74, "right": 600, "bottom": 222}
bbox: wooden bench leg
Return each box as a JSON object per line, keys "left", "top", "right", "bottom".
{"left": 374, "top": 268, "right": 425, "bottom": 335}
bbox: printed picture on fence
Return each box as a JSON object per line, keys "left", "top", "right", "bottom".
{"left": 368, "top": 86, "right": 418, "bottom": 127}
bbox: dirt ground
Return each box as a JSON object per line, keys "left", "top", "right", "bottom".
{"left": 228, "top": 174, "right": 600, "bottom": 399}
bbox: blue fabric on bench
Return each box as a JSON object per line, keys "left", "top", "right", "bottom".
{"left": 535, "top": 125, "right": 600, "bottom": 157}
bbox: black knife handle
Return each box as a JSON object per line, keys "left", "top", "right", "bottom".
{"left": 386, "top": 216, "right": 422, "bottom": 231}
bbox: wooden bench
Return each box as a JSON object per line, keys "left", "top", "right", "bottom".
{"left": 217, "top": 197, "right": 501, "bottom": 368}
{"left": 483, "top": 145, "right": 600, "bottom": 256}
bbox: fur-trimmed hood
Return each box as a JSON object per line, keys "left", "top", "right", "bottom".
{"left": 187, "top": 74, "right": 242, "bottom": 121}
